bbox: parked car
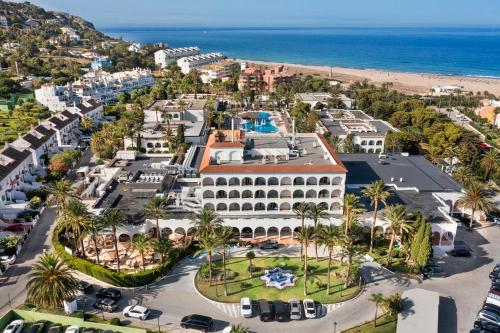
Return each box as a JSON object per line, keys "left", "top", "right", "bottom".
{"left": 240, "top": 297, "right": 252, "bottom": 318}
{"left": 96, "top": 287, "right": 121, "bottom": 301}
{"left": 303, "top": 299, "right": 316, "bottom": 319}
{"left": 64, "top": 326, "right": 79, "bottom": 333}
{"left": 180, "top": 314, "right": 213, "bottom": 332}
{"left": 469, "top": 329, "right": 490, "bottom": 333}
{"left": 258, "top": 299, "right": 274, "bottom": 322}
{"left": 77, "top": 280, "right": 94, "bottom": 294}
{"left": 259, "top": 240, "right": 279, "bottom": 250}
{"left": 93, "top": 298, "right": 118, "bottom": 312}
{"left": 491, "top": 271, "right": 500, "bottom": 281}
{"left": 421, "top": 265, "right": 444, "bottom": 278}
{"left": 289, "top": 299, "right": 302, "bottom": 320}
{"left": 493, "top": 264, "right": 500, "bottom": 273}
{"left": 0, "top": 255, "right": 16, "bottom": 265}
{"left": 483, "top": 304, "right": 500, "bottom": 316}
{"left": 274, "top": 301, "right": 290, "bottom": 322}
{"left": 477, "top": 309, "right": 500, "bottom": 325}
{"left": 3, "top": 320, "right": 24, "bottom": 333}
{"left": 123, "top": 305, "right": 151, "bottom": 320}
{"left": 492, "top": 284, "right": 500, "bottom": 293}
{"left": 47, "top": 326, "right": 63, "bottom": 333}
{"left": 27, "top": 322, "right": 46, "bottom": 333}
{"left": 450, "top": 248, "right": 472, "bottom": 257}
{"left": 82, "top": 329, "right": 96, "bottom": 333}
{"left": 474, "top": 319, "right": 500, "bottom": 332}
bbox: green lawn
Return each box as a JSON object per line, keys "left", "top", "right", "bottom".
{"left": 196, "top": 257, "right": 361, "bottom": 303}
{"left": 342, "top": 313, "right": 397, "bottom": 333}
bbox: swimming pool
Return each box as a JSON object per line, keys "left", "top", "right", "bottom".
{"left": 240, "top": 111, "right": 279, "bottom": 133}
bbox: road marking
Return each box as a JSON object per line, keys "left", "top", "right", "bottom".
{"left": 208, "top": 300, "right": 241, "bottom": 318}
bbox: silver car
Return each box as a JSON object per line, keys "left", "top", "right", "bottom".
{"left": 289, "top": 299, "right": 302, "bottom": 320}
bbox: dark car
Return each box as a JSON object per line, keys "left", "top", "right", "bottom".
{"left": 491, "top": 271, "right": 500, "bottom": 280}
{"left": 77, "top": 280, "right": 94, "bottom": 294}
{"left": 93, "top": 298, "right": 118, "bottom": 312}
{"left": 180, "top": 314, "right": 213, "bottom": 332}
{"left": 82, "top": 329, "right": 97, "bottom": 333}
{"left": 421, "top": 265, "right": 444, "bottom": 279}
{"left": 259, "top": 240, "right": 279, "bottom": 250}
{"left": 450, "top": 248, "right": 472, "bottom": 257}
{"left": 27, "top": 322, "right": 46, "bottom": 333}
{"left": 493, "top": 264, "right": 500, "bottom": 273}
{"left": 47, "top": 326, "right": 63, "bottom": 333}
{"left": 274, "top": 301, "right": 290, "bottom": 322}
{"left": 96, "top": 287, "right": 121, "bottom": 301}
{"left": 484, "top": 304, "right": 500, "bottom": 316}
{"left": 258, "top": 299, "right": 275, "bottom": 322}
{"left": 492, "top": 284, "right": 500, "bottom": 293}
{"left": 474, "top": 319, "right": 500, "bottom": 332}
{"left": 470, "top": 329, "right": 491, "bottom": 333}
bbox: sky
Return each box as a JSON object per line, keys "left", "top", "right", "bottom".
{"left": 12, "top": 0, "right": 500, "bottom": 28}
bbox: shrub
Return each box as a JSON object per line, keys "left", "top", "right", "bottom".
{"left": 109, "top": 318, "right": 121, "bottom": 326}
{"left": 29, "top": 196, "right": 42, "bottom": 209}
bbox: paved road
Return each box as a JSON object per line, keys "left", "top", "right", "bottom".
{"left": 0, "top": 207, "right": 57, "bottom": 313}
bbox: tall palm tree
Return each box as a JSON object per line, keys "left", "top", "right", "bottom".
{"left": 246, "top": 251, "right": 255, "bottom": 277}
{"left": 27, "top": 253, "right": 78, "bottom": 308}
{"left": 82, "top": 216, "right": 103, "bottom": 265}
{"left": 307, "top": 204, "right": 328, "bottom": 261}
{"left": 199, "top": 231, "right": 217, "bottom": 286}
{"left": 362, "top": 180, "right": 392, "bottom": 253}
{"left": 61, "top": 199, "right": 90, "bottom": 257}
{"left": 342, "top": 241, "right": 362, "bottom": 288}
{"left": 453, "top": 165, "right": 476, "bottom": 186}
{"left": 296, "top": 226, "right": 315, "bottom": 296}
{"left": 215, "top": 226, "right": 236, "bottom": 296}
{"left": 293, "top": 202, "right": 310, "bottom": 259}
{"left": 369, "top": 293, "right": 385, "bottom": 327}
{"left": 457, "top": 182, "right": 494, "bottom": 229}
{"left": 143, "top": 196, "right": 167, "bottom": 238}
{"left": 382, "top": 205, "right": 412, "bottom": 263}
{"left": 132, "top": 234, "right": 153, "bottom": 271}
{"left": 342, "top": 194, "right": 365, "bottom": 235}
{"left": 480, "top": 149, "right": 499, "bottom": 180}
{"left": 191, "top": 207, "right": 223, "bottom": 239}
{"left": 216, "top": 112, "right": 225, "bottom": 129}
{"left": 152, "top": 236, "right": 172, "bottom": 262}
{"left": 80, "top": 117, "right": 94, "bottom": 131}
{"left": 100, "top": 209, "right": 125, "bottom": 272}
{"left": 47, "top": 180, "right": 74, "bottom": 216}
{"left": 90, "top": 132, "right": 106, "bottom": 157}
{"left": 317, "top": 224, "right": 342, "bottom": 295}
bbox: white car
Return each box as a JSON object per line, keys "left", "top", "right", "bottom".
{"left": 303, "top": 299, "right": 316, "bottom": 319}
{"left": 3, "top": 320, "right": 24, "bottom": 333}
{"left": 65, "top": 326, "right": 80, "bottom": 333}
{"left": 123, "top": 305, "right": 150, "bottom": 320}
{"left": 0, "top": 255, "right": 16, "bottom": 265}
{"left": 240, "top": 297, "right": 252, "bottom": 318}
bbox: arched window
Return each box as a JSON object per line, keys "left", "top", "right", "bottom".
{"left": 228, "top": 177, "right": 240, "bottom": 186}
{"left": 161, "top": 227, "right": 172, "bottom": 237}
{"left": 255, "top": 190, "right": 266, "bottom": 199}
{"left": 216, "top": 190, "right": 227, "bottom": 199}
{"left": 267, "top": 202, "right": 278, "bottom": 211}
{"left": 280, "top": 202, "right": 291, "bottom": 211}
{"left": 229, "top": 190, "right": 240, "bottom": 199}
{"left": 375, "top": 148, "right": 382, "bottom": 153}
{"left": 255, "top": 202, "right": 265, "bottom": 211}
{"left": 361, "top": 140, "right": 367, "bottom": 145}
{"left": 268, "top": 226, "right": 279, "bottom": 237}
{"left": 369, "top": 140, "right": 375, "bottom": 145}
{"left": 242, "top": 190, "right": 253, "bottom": 198}
{"left": 330, "top": 202, "right": 342, "bottom": 211}
{"left": 280, "top": 177, "right": 292, "bottom": 186}
{"left": 242, "top": 203, "right": 253, "bottom": 211}
{"left": 267, "top": 177, "right": 279, "bottom": 186}
{"left": 293, "top": 190, "right": 304, "bottom": 198}
{"left": 319, "top": 202, "right": 328, "bottom": 210}
{"left": 280, "top": 190, "right": 291, "bottom": 198}
{"left": 368, "top": 149, "right": 374, "bottom": 153}
{"left": 242, "top": 177, "right": 253, "bottom": 186}
{"left": 318, "top": 189, "right": 329, "bottom": 198}
{"left": 229, "top": 203, "right": 240, "bottom": 211}
{"left": 241, "top": 227, "right": 252, "bottom": 238}
{"left": 203, "top": 190, "right": 214, "bottom": 199}
{"left": 202, "top": 178, "right": 214, "bottom": 186}
{"left": 147, "top": 143, "right": 154, "bottom": 148}
{"left": 306, "top": 190, "right": 317, "bottom": 198}
{"left": 376, "top": 140, "right": 383, "bottom": 145}
{"left": 332, "top": 177, "right": 343, "bottom": 185}
{"left": 331, "top": 189, "right": 342, "bottom": 198}
{"left": 155, "top": 142, "right": 162, "bottom": 148}
{"left": 216, "top": 177, "right": 227, "bottom": 186}
{"left": 255, "top": 177, "right": 266, "bottom": 186}
{"left": 267, "top": 190, "right": 279, "bottom": 198}
{"left": 216, "top": 203, "right": 228, "bottom": 211}
{"left": 306, "top": 177, "right": 317, "bottom": 185}
{"left": 204, "top": 203, "right": 215, "bottom": 210}
{"left": 319, "top": 177, "right": 330, "bottom": 185}
{"left": 162, "top": 142, "right": 168, "bottom": 148}
{"left": 293, "top": 177, "right": 305, "bottom": 186}
{"left": 254, "top": 227, "right": 266, "bottom": 238}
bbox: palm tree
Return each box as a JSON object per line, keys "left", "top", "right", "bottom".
{"left": 293, "top": 202, "right": 310, "bottom": 259}
{"left": 199, "top": 231, "right": 217, "bottom": 286}
{"left": 382, "top": 205, "right": 412, "bottom": 263}
{"left": 369, "top": 293, "right": 385, "bottom": 327}
{"left": 100, "top": 209, "right": 125, "bottom": 272}
{"left": 191, "top": 207, "right": 223, "bottom": 239}
{"left": 296, "top": 226, "right": 315, "bottom": 296}
{"left": 80, "top": 117, "right": 94, "bottom": 131}
{"left": 132, "top": 234, "right": 153, "bottom": 270}
{"left": 480, "top": 149, "right": 499, "bottom": 180}
{"left": 307, "top": 204, "right": 328, "bottom": 261}
{"left": 229, "top": 324, "right": 249, "bottom": 333}
{"left": 82, "top": 216, "right": 103, "bottom": 265}
{"left": 215, "top": 226, "right": 236, "bottom": 296}
{"left": 143, "top": 196, "right": 167, "bottom": 238}
{"left": 90, "top": 132, "right": 106, "bottom": 157}
{"left": 453, "top": 165, "right": 476, "bottom": 186}
{"left": 457, "top": 182, "right": 494, "bottom": 229}
{"left": 61, "top": 199, "right": 90, "bottom": 257}
{"left": 47, "top": 180, "right": 74, "bottom": 216}
{"left": 152, "top": 236, "right": 172, "bottom": 262}
{"left": 246, "top": 251, "right": 255, "bottom": 277}
{"left": 342, "top": 193, "right": 365, "bottom": 235}
{"left": 362, "top": 180, "right": 392, "bottom": 253}
{"left": 342, "top": 242, "right": 362, "bottom": 288}
{"left": 27, "top": 253, "right": 78, "bottom": 308}
{"left": 216, "top": 112, "right": 225, "bottom": 129}
{"left": 317, "top": 224, "right": 342, "bottom": 295}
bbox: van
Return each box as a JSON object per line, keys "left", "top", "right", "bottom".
{"left": 274, "top": 301, "right": 290, "bottom": 322}
{"left": 258, "top": 299, "right": 274, "bottom": 322}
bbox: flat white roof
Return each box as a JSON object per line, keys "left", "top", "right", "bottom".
{"left": 397, "top": 288, "right": 439, "bottom": 333}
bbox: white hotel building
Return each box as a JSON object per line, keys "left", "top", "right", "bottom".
{"left": 198, "top": 130, "right": 347, "bottom": 239}
{"left": 154, "top": 47, "right": 200, "bottom": 68}
{"left": 177, "top": 53, "right": 226, "bottom": 74}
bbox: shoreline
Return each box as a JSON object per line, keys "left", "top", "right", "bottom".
{"left": 239, "top": 59, "right": 500, "bottom": 95}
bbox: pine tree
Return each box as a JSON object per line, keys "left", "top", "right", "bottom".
{"left": 410, "top": 217, "right": 432, "bottom": 269}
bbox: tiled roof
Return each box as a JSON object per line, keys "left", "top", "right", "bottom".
{"left": 0, "top": 147, "right": 31, "bottom": 181}
{"left": 75, "top": 99, "right": 102, "bottom": 114}
{"left": 48, "top": 111, "right": 78, "bottom": 130}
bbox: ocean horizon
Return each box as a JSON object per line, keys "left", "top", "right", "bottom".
{"left": 101, "top": 27, "right": 500, "bottom": 78}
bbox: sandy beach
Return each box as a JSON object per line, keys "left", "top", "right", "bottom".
{"left": 241, "top": 59, "right": 500, "bottom": 96}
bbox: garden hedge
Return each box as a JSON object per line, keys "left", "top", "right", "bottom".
{"left": 52, "top": 227, "right": 195, "bottom": 287}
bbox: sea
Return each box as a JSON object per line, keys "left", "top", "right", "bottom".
{"left": 101, "top": 27, "right": 500, "bottom": 78}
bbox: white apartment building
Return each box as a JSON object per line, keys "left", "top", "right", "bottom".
{"left": 198, "top": 130, "right": 347, "bottom": 240}
{"left": 67, "top": 99, "right": 104, "bottom": 122}
{"left": 35, "top": 83, "right": 82, "bottom": 112}
{"left": 177, "top": 53, "right": 226, "bottom": 74}
{"left": 11, "top": 126, "right": 57, "bottom": 169}
{"left": 44, "top": 111, "right": 80, "bottom": 147}
{"left": 0, "top": 147, "right": 35, "bottom": 204}
{"left": 128, "top": 43, "right": 141, "bottom": 53}
{"left": 296, "top": 92, "right": 355, "bottom": 110}
{"left": 199, "top": 60, "right": 240, "bottom": 84}
{"left": 144, "top": 99, "right": 207, "bottom": 123}
{"left": 154, "top": 47, "right": 200, "bottom": 68}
